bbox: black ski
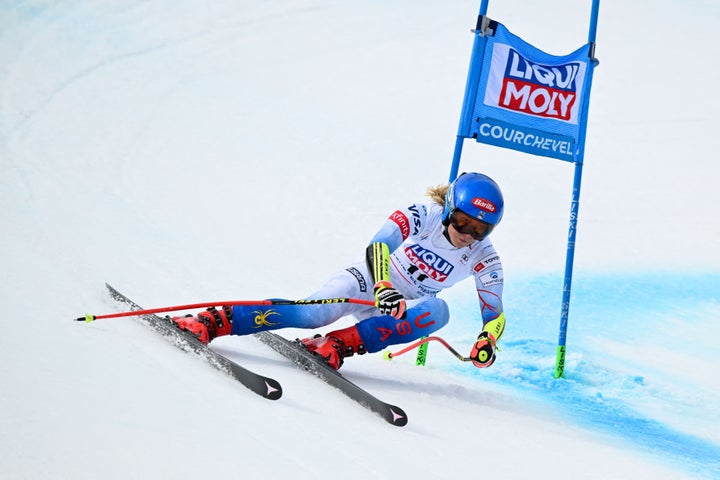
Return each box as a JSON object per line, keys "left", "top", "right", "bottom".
{"left": 105, "top": 284, "right": 282, "bottom": 400}
{"left": 255, "top": 331, "right": 407, "bottom": 427}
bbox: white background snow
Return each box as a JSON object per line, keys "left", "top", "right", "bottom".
{"left": 1, "top": 0, "right": 719, "bottom": 478}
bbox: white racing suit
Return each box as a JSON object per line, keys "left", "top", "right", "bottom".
{"left": 231, "top": 202, "right": 504, "bottom": 353}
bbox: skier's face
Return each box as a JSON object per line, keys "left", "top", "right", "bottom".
{"left": 448, "top": 210, "right": 492, "bottom": 247}
{"left": 448, "top": 222, "right": 476, "bottom": 248}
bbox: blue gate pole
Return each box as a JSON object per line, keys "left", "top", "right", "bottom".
{"left": 553, "top": 0, "right": 600, "bottom": 378}
{"left": 448, "top": 137, "right": 464, "bottom": 182}
{"left": 554, "top": 162, "right": 583, "bottom": 378}
{"left": 448, "top": 0, "right": 491, "bottom": 183}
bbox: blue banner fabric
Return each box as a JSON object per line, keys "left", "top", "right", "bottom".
{"left": 459, "top": 22, "right": 596, "bottom": 163}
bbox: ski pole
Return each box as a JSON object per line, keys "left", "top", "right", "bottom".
{"left": 77, "top": 297, "right": 377, "bottom": 323}
{"left": 383, "top": 336, "right": 473, "bottom": 363}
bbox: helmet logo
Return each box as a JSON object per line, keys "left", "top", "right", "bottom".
{"left": 471, "top": 197, "right": 497, "bottom": 213}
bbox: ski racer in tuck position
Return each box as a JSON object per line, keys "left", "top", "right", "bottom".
{"left": 172, "top": 172, "right": 507, "bottom": 370}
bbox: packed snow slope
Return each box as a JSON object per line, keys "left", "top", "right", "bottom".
{"left": 1, "top": 1, "right": 719, "bottom": 479}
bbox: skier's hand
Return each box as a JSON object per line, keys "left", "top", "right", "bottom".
{"left": 469, "top": 331, "right": 497, "bottom": 368}
{"left": 373, "top": 281, "right": 406, "bottom": 319}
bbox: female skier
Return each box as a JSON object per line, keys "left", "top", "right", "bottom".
{"left": 172, "top": 172, "right": 506, "bottom": 370}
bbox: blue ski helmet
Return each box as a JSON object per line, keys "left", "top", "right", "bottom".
{"left": 442, "top": 172, "right": 504, "bottom": 227}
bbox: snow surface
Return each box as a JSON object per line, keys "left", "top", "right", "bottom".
{"left": 1, "top": 0, "right": 719, "bottom": 479}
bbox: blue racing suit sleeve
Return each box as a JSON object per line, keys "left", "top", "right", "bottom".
{"left": 368, "top": 219, "right": 404, "bottom": 252}
{"left": 475, "top": 275, "right": 506, "bottom": 341}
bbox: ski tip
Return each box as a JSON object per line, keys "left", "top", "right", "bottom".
{"left": 264, "top": 380, "right": 283, "bottom": 400}
{"left": 388, "top": 407, "right": 408, "bottom": 427}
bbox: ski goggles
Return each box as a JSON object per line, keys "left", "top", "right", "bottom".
{"left": 449, "top": 210, "right": 495, "bottom": 241}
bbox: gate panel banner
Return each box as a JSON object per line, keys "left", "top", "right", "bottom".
{"left": 459, "top": 21, "right": 596, "bottom": 163}
{"left": 448, "top": 1, "right": 601, "bottom": 379}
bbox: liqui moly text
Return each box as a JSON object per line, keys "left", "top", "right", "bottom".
{"left": 484, "top": 44, "right": 586, "bottom": 124}
{"left": 404, "top": 244, "right": 454, "bottom": 282}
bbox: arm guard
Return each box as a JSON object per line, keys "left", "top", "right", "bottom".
{"left": 366, "top": 242, "right": 391, "bottom": 285}
{"left": 481, "top": 312, "right": 506, "bottom": 343}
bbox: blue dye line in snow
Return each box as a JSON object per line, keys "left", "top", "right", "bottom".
{"left": 499, "top": 340, "right": 720, "bottom": 478}
{"left": 448, "top": 272, "right": 720, "bottom": 478}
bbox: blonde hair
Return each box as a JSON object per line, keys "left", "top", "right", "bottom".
{"left": 426, "top": 184, "right": 449, "bottom": 206}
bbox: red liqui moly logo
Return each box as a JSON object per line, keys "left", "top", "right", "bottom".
{"left": 484, "top": 44, "right": 586, "bottom": 124}
{"left": 404, "top": 244, "right": 454, "bottom": 282}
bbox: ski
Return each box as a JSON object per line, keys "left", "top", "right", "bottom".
{"left": 255, "top": 331, "right": 408, "bottom": 427}
{"left": 105, "top": 283, "right": 282, "bottom": 400}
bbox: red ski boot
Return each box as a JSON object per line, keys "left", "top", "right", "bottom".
{"left": 171, "top": 306, "right": 233, "bottom": 345}
{"left": 301, "top": 325, "right": 366, "bottom": 370}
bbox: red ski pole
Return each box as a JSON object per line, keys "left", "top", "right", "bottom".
{"left": 77, "top": 297, "right": 377, "bottom": 323}
{"left": 384, "top": 336, "right": 473, "bottom": 363}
